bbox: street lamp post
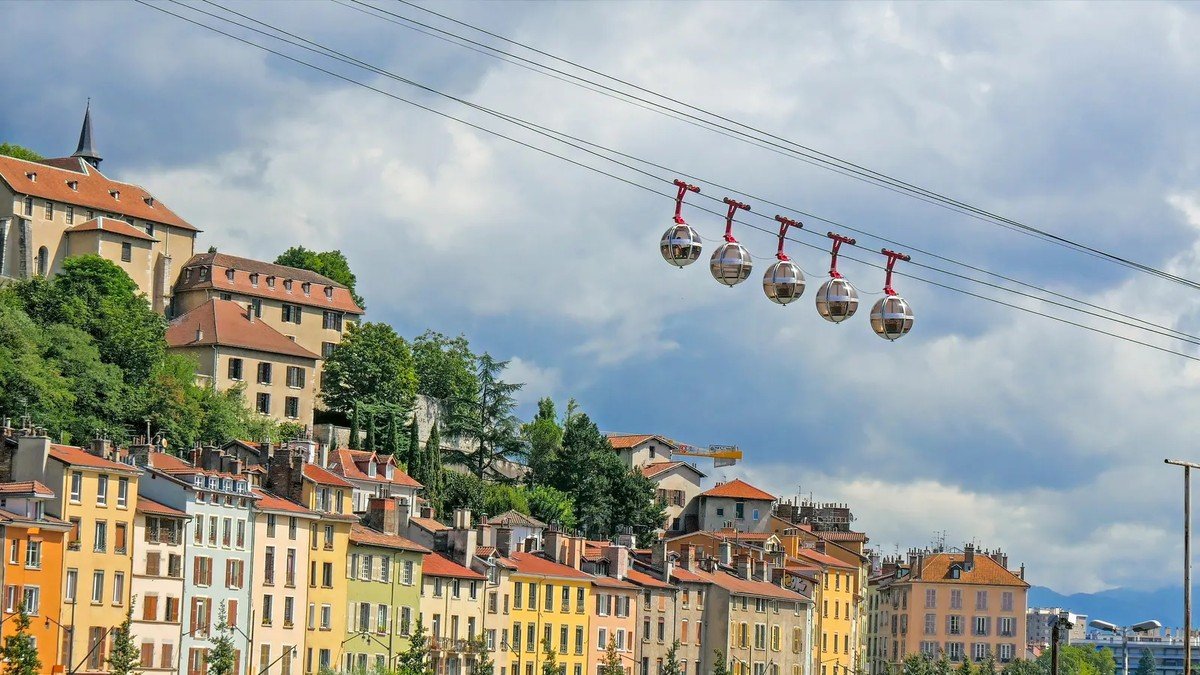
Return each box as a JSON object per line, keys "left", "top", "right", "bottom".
{"left": 1166, "top": 459, "right": 1198, "bottom": 675}
{"left": 1090, "top": 619, "right": 1162, "bottom": 675}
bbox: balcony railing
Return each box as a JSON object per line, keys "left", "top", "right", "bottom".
{"left": 429, "top": 637, "right": 470, "bottom": 653}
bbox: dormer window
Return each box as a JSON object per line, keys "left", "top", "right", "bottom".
{"left": 67, "top": 181, "right": 78, "bottom": 191}
{"left": 184, "top": 268, "right": 192, "bottom": 283}
{"left": 302, "top": 282, "right": 311, "bottom": 296}
{"left": 250, "top": 273, "right": 259, "bottom": 287}
{"left": 222, "top": 479, "right": 232, "bottom": 492}
{"left": 25, "top": 172, "right": 36, "bottom": 182}
{"left": 199, "top": 267, "right": 210, "bottom": 281}
{"left": 110, "top": 190, "right": 120, "bottom": 200}
{"left": 367, "top": 461, "right": 377, "bottom": 478}
{"left": 324, "top": 287, "right": 333, "bottom": 300}
{"left": 385, "top": 465, "right": 394, "bottom": 480}
{"left": 235, "top": 481, "right": 246, "bottom": 493}
{"left": 193, "top": 476, "right": 204, "bottom": 487}
{"left": 144, "top": 196, "right": 155, "bottom": 207}
{"left": 267, "top": 276, "right": 276, "bottom": 289}
{"left": 949, "top": 564, "right": 962, "bottom": 580}
{"left": 225, "top": 269, "right": 235, "bottom": 282}
{"left": 208, "top": 477, "right": 218, "bottom": 490}
{"left": 284, "top": 279, "right": 293, "bottom": 292}
{"left": 34, "top": 501, "right": 44, "bottom": 520}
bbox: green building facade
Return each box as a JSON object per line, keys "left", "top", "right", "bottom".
{"left": 343, "top": 524, "right": 430, "bottom": 673}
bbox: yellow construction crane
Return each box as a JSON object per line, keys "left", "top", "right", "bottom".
{"left": 669, "top": 440, "right": 743, "bottom": 467}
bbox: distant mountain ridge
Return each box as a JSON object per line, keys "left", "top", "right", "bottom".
{"left": 1029, "top": 586, "right": 1184, "bottom": 628}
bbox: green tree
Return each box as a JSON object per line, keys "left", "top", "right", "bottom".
{"left": 349, "top": 401, "right": 361, "bottom": 450}
{"left": 957, "top": 657, "right": 974, "bottom": 675}
{"left": 107, "top": 605, "right": 141, "bottom": 675}
{"left": 275, "top": 246, "right": 364, "bottom": 308}
{"left": 442, "top": 471, "right": 486, "bottom": 518}
{"left": 1136, "top": 650, "right": 1156, "bottom": 675}
{"left": 932, "top": 652, "right": 953, "bottom": 675}
{"left": 979, "top": 650, "right": 998, "bottom": 675}
{"left": 397, "top": 616, "right": 431, "bottom": 675}
{"left": 412, "top": 331, "right": 478, "bottom": 435}
{"left": 663, "top": 641, "right": 682, "bottom": 675}
{"left": 523, "top": 398, "right": 563, "bottom": 487}
{"left": 403, "top": 413, "right": 421, "bottom": 474}
{"left": 0, "top": 143, "right": 44, "bottom": 162}
{"left": 207, "top": 602, "right": 237, "bottom": 675}
{"left": 447, "top": 353, "right": 523, "bottom": 480}
{"left": 541, "top": 638, "right": 559, "bottom": 675}
{"left": 600, "top": 638, "right": 623, "bottom": 675}
{"left": 0, "top": 602, "right": 41, "bottom": 675}
{"left": 365, "top": 407, "right": 377, "bottom": 450}
{"left": 904, "top": 655, "right": 933, "bottom": 675}
{"left": 526, "top": 485, "right": 576, "bottom": 530}
{"left": 1000, "top": 661, "right": 1042, "bottom": 675}
{"left": 483, "top": 484, "right": 530, "bottom": 518}
{"left": 387, "top": 413, "right": 404, "bottom": 458}
{"left": 711, "top": 651, "right": 730, "bottom": 675}
{"left": 320, "top": 322, "right": 417, "bottom": 414}
{"left": 421, "top": 422, "right": 445, "bottom": 517}
{"left": 468, "top": 633, "right": 493, "bottom": 675}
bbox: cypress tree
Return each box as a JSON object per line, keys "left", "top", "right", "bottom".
{"left": 423, "top": 422, "right": 443, "bottom": 516}
{"left": 389, "top": 414, "right": 403, "bottom": 458}
{"left": 365, "top": 408, "right": 376, "bottom": 451}
{"left": 348, "top": 402, "right": 361, "bottom": 450}
{"left": 405, "top": 414, "right": 421, "bottom": 474}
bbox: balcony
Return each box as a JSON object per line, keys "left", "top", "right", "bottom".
{"left": 429, "top": 637, "right": 470, "bottom": 653}
{"left": 67, "top": 541, "right": 81, "bottom": 551}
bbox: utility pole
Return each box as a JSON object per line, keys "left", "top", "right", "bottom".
{"left": 1166, "top": 459, "right": 1198, "bottom": 675}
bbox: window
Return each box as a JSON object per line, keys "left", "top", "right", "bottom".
{"left": 22, "top": 586, "right": 39, "bottom": 615}
{"left": 947, "top": 616, "right": 963, "bottom": 636}
{"left": 121, "top": 242, "right": 132, "bottom": 263}
{"left": 403, "top": 560, "right": 414, "bottom": 585}
{"left": 999, "top": 617, "right": 1015, "bottom": 637}
{"left": 266, "top": 514, "right": 277, "bottom": 537}
{"left": 223, "top": 518, "right": 232, "bottom": 547}
{"left": 257, "top": 362, "right": 273, "bottom": 384}
{"left": 284, "top": 597, "right": 295, "bottom": 627}
{"left": 97, "top": 476, "right": 109, "bottom": 505}
{"left": 577, "top": 587, "right": 584, "bottom": 612}
{"left": 169, "top": 554, "right": 183, "bottom": 578}
{"left": 118, "top": 478, "right": 128, "bottom": 507}
{"left": 70, "top": 472, "right": 82, "bottom": 502}
{"left": 972, "top": 643, "right": 988, "bottom": 661}
{"left": 36, "top": 246, "right": 48, "bottom": 276}
{"left": 91, "top": 571, "right": 104, "bottom": 604}
{"left": 285, "top": 397, "right": 300, "bottom": 419}
{"left": 1001, "top": 592, "right": 1013, "bottom": 612}
{"left": 999, "top": 644, "right": 1015, "bottom": 663}
{"left": 265, "top": 547, "right": 276, "bottom": 585}
{"left": 94, "top": 521, "right": 108, "bottom": 552}
{"left": 289, "top": 517, "right": 297, "bottom": 540}
{"left": 323, "top": 311, "right": 343, "bottom": 331}
{"left": 282, "top": 304, "right": 302, "bottom": 324}
{"left": 262, "top": 595, "right": 274, "bottom": 625}
{"left": 286, "top": 366, "right": 305, "bottom": 388}
{"left": 286, "top": 549, "right": 297, "bottom": 586}
{"left": 195, "top": 557, "right": 213, "bottom": 586}
{"left": 976, "top": 591, "right": 988, "bottom": 611}
{"left": 115, "top": 523, "right": 127, "bottom": 554}
{"left": 194, "top": 517, "right": 203, "bottom": 545}
{"left": 44, "top": 201, "right": 54, "bottom": 219}
{"left": 23, "top": 197, "right": 33, "bottom": 216}
{"left": 320, "top": 604, "right": 332, "bottom": 630}
{"left": 322, "top": 342, "right": 337, "bottom": 358}
{"left": 89, "top": 627, "right": 107, "bottom": 671}
{"left": 926, "top": 588, "right": 937, "bottom": 608}
{"left": 65, "top": 569, "right": 78, "bottom": 603}
{"left": 925, "top": 613, "right": 937, "bottom": 635}
{"left": 229, "top": 358, "right": 244, "bottom": 380}
{"left": 256, "top": 393, "right": 270, "bottom": 415}
{"left": 322, "top": 562, "right": 333, "bottom": 587}
{"left": 950, "top": 590, "right": 962, "bottom": 609}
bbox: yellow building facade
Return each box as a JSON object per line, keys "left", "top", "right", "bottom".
{"left": 504, "top": 551, "right": 592, "bottom": 675}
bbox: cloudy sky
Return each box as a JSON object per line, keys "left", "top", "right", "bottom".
{"left": 6, "top": 0, "right": 1200, "bottom": 596}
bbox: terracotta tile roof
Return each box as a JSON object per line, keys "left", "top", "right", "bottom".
{"left": 166, "top": 299, "right": 319, "bottom": 360}
{"left": 422, "top": 553, "right": 486, "bottom": 579}
{"left": 0, "top": 154, "right": 197, "bottom": 230}
{"left": 174, "top": 252, "right": 363, "bottom": 314}
{"left": 907, "top": 552, "right": 1029, "bottom": 587}
{"left": 816, "top": 530, "right": 868, "bottom": 542}
{"left": 64, "top": 216, "right": 158, "bottom": 242}
{"left": 0, "top": 507, "right": 69, "bottom": 528}
{"left": 640, "top": 461, "right": 704, "bottom": 479}
{"left": 624, "top": 568, "right": 674, "bottom": 590}
{"left": 48, "top": 444, "right": 139, "bottom": 473}
{"left": 669, "top": 567, "right": 711, "bottom": 584}
{"left": 685, "top": 566, "right": 808, "bottom": 602}
{"left": 592, "top": 575, "right": 639, "bottom": 590}
{"left": 699, "top": 479, "right": 775, "bottom": 501}
{"left": 504, "top": 551, "right": 592, "bottom": 580}
{"left": 606, "top": 433, "right": 677, "bottom": 450}
{"left": 486, "top": 510, "right": 546, "bottom": 529}
{"left": 0, "top": 481, "right": 55, "bottom": 497}
{"left": 350, "top": 524, "right": 429, "bottom": 553}
{"left": 718, "top": 531, "right": 775, "bottom": 541}
{"left": 328, "top": 449, "right": 422, "bottom": 489}
{"left": 476, "top": 546, "right": 497, "bottom": 558}
{"left": 136, "top": 497, "right": 189, "bottom": 518}
{"left": 253, "top": 489, "right": 318, "bottom": 516}
{"left": 411, "top": 516, "right": 448, "bottom": 533}
{"left": 147, "top": 452, "right": 192, "bottom": 471}
{"left": 303, "top": 464, "right": 354, "bottom": 488}
{"left": 792, "top": 548, "right": 857, "bottom": 570}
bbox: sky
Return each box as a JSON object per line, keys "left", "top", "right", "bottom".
{"left": 5, "top": 0, "right": 1200, "bottom": 596}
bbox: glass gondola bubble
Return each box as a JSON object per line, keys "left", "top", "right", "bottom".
{"left": 870, "top": 248, "right": 915, "bottom": 341}
{"left": 816, "top": 232, "right": 858, "bottom": 323}
{"left": 662, "top": 179, "right": 702, "bottom": 268}
{"left": 710, "top": 197, "right": 753, "bottom": 287}
{"left": 763, "top": 215, "right": 805, "bottom": 304}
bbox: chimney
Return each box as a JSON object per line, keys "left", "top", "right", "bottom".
{"left": 544, "top": 527, "right": 565, "bottom": 564}
{"left": 397, "top": 498, "right": 412, "bottom": 533}
{"left": 963, "top": 544, "right": 975, "bottom": 571}
{"left": 476, "top": 520, "right": 492, "bottom": 548}
{"left": 1019, "top": 563, "right": 1025, "bottom": 580}
{"left": 246, "top": 303, "right": 255, "bottom": 323}
{"left": 615, "top": 527, "right": 636, "bottom": 549}
{"left": 90, "top": 437, "right": 111, "bottom": 459}
{"left": 496, "top": 526, "right": 514, "bottom": 557}
{"left": 454, "top": 508, "right": 472, "bottom": 531}
{"left": 752, "top": 558, "right": 766, "bottom": 581}
{"left": 567, "top": 535, "right": 585, "bottom": 570}
{"left": 662, "top": 552, "right": 675, "bottom": 584}
{"left": 195, "top": 327, "right": 204, "bottom": 342}
{"left": 652, "top": 540, "right": 667, "bottom": 571}
{"left": 679, "top": 544, "right": 696, "bottom": 571}
{"left": 449, "top": 514, "right": 478, "bottom": 568}
{"left": 13, "top": 431, "right": 51, "bottom": 482}
{"left": 602, "top": 544, "right": 630, "bottom": 581}
{"left": 365, "top": 497, "right": 399, "bottom": 535}
{"left": 915, "top": 552, "right": 924, "bottom": 578}
{"left": 735, "top": 554, "right": 751, "bottom": 579}
{"left": 719, "top": 540, "right": 733, "bottom": 567}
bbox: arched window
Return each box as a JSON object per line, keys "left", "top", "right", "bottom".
{"left": 36, "top": 247, "right": 48, "bottom": 276}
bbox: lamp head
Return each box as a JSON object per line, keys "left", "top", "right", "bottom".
{"left": 1089, "top": 620, "right": 1119, "bottom": 633}
{"left": 1131, "top": 620, "right": 1162, "bottom": 633}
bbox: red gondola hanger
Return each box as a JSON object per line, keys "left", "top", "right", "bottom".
{"left": 660, "top": 179, "right": 704, "bottom": 269}
{"left": 880, "top": 248, "right": 911, "bottom": 295}
{"left": 870, "top": 248, "right": 915, "bottom": 341}
{"left": 773, "top": 215, "right": 802, "bottom": 261}
{"left": 826, "top": 232, "right": 857, "bottom": 279}
{"left": 673, "top": 179, "right": 700, "bottom": 225}
{"left": 762, "top": 215, "right": 807, "bottom": 306}
{"left": 710, "top": 197, "right": 753, "bottom": 287}
{"left": 722, "top": 197, "right": 750, "bottom": 241}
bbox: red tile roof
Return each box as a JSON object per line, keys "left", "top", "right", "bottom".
{"left": 486, "top": 510, "right": 546, "bottom": 529}
{"left": 166, "top": 299, "right": 319, "bottom": 360}
{"left": 907, "top": 552, "right": 1029, "bottom": 587}
{"left": 349, "top": 524, "right": 429, "bottom": 553}
{"left": 328, "top": 449, "right": 422, "bottom": 489}
{"left": 476, "top": 546, "right": 497, "bottom": 558}
{"left": 0, "top": 481, "right": 55, "bottom": 497}
{"left": 253, "top": 490, "right": 318, "bottom": 516}
{"left": 792, "top": 548, "right": 858, "bottom": 570}
{"left": 684, "top": 566, "right": 808, "bottom": 602}
{"left": 816, "top": 530, "right": 868, "bottom": 542}
{"left": 591, "top": 575, "right": 639, "bottom": 590}
{"left": 64, "top": 216, "right": 158, "bottom": 242}
{"left": 669, "top": 567, "right": 712, "bottom": 584}
{"left": 49, "top": 444, "right": 139, "bottom": 473}
{"left": 606, "top": 433, "right": 678, "bottom": 450}
{"left": 624, "top": 568, "right": 674, "bottom": 590}
{"left": 700, "top": 479, "right": 775, "bottom": 501}
{"left": 136, "top": 497, "right": 189, "bottom": 517}
{"left": 147, "top": 452, "right": 192, "bottom": 471}
{"left": 422, "top": 553, "right": 486, "bottom": 580}
{"left": 411, "top": 516, "right": 448, "bottom": 533}
{"left": 640, "top": 461, "right": 697, "bottom": 479}
{"left": 303, "top": 464, "right": 353, "bottom": 488}
{"left": 0, "top": 154, "right": 197, "bottom": 231}
{"left": 174, "top": 252, "right": 363, "bottom": 314}
{"left": 504, "top": 552, "right": 593, "bottom": 580}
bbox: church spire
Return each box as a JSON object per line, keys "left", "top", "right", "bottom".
{"left": 72, "top": 100, "right": 102, "bottom": 168}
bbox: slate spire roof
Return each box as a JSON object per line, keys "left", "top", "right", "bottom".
{"left": 72, "top": 101, "right": 102, "bottom": 168}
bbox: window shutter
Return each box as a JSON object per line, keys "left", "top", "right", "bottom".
{"left": 190, "top": 599, "right": 199, "bottom": 633}
{"left": 228, "top": 599, "right": 238, "bottom": 627}
{"left": 347, "top": 555, "right": 354, "bottom": 579}
{"left": 349, "top": 602, "right": 356, "bottom": 632}
{"left": 193, "top": 558, "right": 200, "bottom": 583}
